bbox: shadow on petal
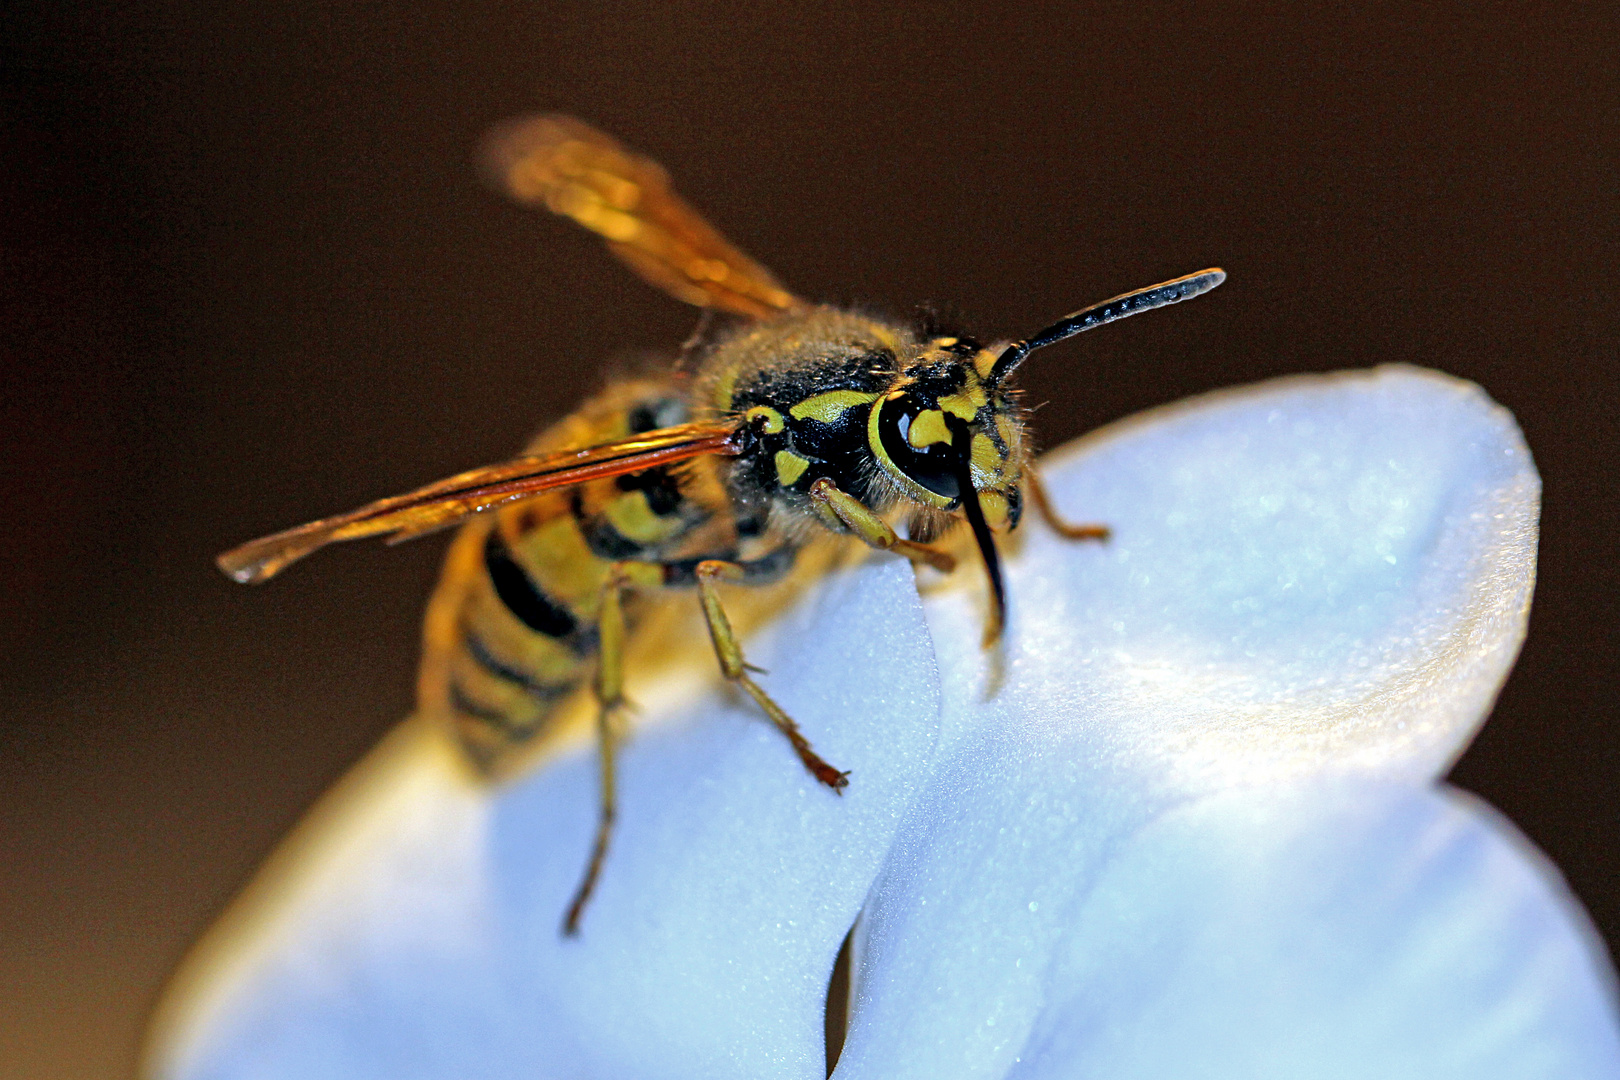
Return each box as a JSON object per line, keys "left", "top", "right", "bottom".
{"left": 146, "top": 556, "right": 942, "bottom": 1080}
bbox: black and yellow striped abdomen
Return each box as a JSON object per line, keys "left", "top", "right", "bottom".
{"left": 417, "top": 378, "right": 732, "bottom": 768}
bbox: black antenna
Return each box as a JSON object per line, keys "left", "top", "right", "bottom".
{"left": 946, "top": 414, "right": 1007, "bottom": 647}
{"left": 988, "top": 268, "right": 1225, "bottom": 385}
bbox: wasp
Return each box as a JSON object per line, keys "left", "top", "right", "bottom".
{"left": 218, "top": 115, "right": 1223, "bottom": 933}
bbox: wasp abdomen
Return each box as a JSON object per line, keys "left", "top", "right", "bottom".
{"left": 483, "top": 530, "right": 579, "bottom": 638}
{"left": 418, "top": 381, "right": 730, "bottom": 769}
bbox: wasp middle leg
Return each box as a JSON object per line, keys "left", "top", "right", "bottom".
{"left": 563, "top": 563, "right": 637, "bottom": 936}
{"left": 562, "top": 550, "right": 842, "bottom": 934}
{"left": 693, "top": 559, "right": 850, "bottom": 792}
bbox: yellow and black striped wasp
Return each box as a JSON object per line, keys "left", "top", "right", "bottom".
{"left": 217, "top": 115, "right": 1223, "bottom": 933}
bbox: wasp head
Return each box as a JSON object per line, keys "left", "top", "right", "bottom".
{"left": 868, "top": 336, "right": 1027, "bottom": 534}
{"left": 864, "top": 336, "right": 1028, "bottom": 643}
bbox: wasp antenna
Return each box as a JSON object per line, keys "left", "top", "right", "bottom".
{"left": 988, "top": 268, "right": 1225, "bottom": 386}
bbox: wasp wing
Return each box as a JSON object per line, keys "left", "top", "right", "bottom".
{"left": 480, "top": 114, "right": 806, "bottom": 320}
{"left": 217, "top": 422, "right": 744, "bottom": 584}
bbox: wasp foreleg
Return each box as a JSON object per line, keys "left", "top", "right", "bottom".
{"left": 1024, "top": 467, "right": 1111, "bottom": 542}
{"left": 808, "top": 477, "right": 956, "bottom": 572}
{"left": 693, "top": 559, "right": 850, "bottom": 792}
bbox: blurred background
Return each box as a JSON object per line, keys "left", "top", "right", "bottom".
{"left": 3, "top": 3, "right": 1617, "bottom": 1076}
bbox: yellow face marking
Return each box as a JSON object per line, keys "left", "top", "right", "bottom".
{"left": 973, "top": 348, "right": 1000, "bottom": 380}
{"left": 906, "top": 408, "right": 951, "bottom": 449}
{"left": 970, "top": 433, "right": 1004, "bottom": 482}
{"left": 994, "top": 413, "right": 1017, "bottom": 450}
{"left": 933, "top": 336, "right": 958, "bottom": 348}
{"left": 790, "top": 390, "right": 881, "bottom": 424}
{"left": 774, "top": 449, "right": 811, "bottom": 486}
{"left": 938, "top": 385, "right": 988, "bottom": 420}
{"left": 978, "top": 490, "right": 1011, "bottom": 531}
{"left": 743, "top": 405, "right": 785, "bottom": 434}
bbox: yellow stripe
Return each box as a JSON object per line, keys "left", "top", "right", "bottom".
{"left": 513, "top": 516, "right": 610, "bottom": 611}
{"left": 977, "top": 490, "right": 1010, "bottom": 530}
{"left": 468, "top": 587, "right": 586, "bottom": 684}
{"left": 450, "top": 645, "right": 552, "bottom": 725}
{"left": 774, "top": 450, "right": 811, "bottom": 486}
{"left": 711, "top": 367, "right": 741, "bottom": 411}
{"left": 789, "top": 390, "right": 881, "bottom": 424}
{"left": 604, "top": 490, "right": 683, "bottom": 544}
{"left": 995, "top": 414, "right": 1017, "bottom": 450}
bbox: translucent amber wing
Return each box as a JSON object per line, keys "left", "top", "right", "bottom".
{"left": 481, "top": 114, "right": 805, "bottom": 320}
{"left": 217, "top": 423, "right": 743, "bottom": 584}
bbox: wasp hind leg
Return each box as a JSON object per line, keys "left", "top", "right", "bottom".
{"left": 694, "top": 559, "right": 850, "bottom": 792}
{"left": 1024, "top": 466, "right": 1110, "bottom": 542}
{"left": 563, "top": 566, "right": 634, "bottom": 937}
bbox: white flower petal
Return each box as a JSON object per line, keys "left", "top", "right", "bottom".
{"left": 925, "top": 364, "right": 1540, "bottom": 788}
{"left": 837, "top": 782, "right": 1620, "bottom": 1080}
{"left": 151, "top": 366, "right": 1592, "bottom": 1080}
{"left": 833, "top": 366, "right": 1586, "bottom": 1079}
{"left": 148, "top": 556, "right": 941, "bottom": 1080}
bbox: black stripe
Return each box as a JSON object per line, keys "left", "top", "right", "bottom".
{"left": 483, "top": 531, "right": 578, "bottom": 638}
{"left": 614, "top": 465, "right": 684, "bottom": 515}
{"left": 463, "top": 631, "right": 574, "bottom": 700}
{"left": 581, "top": 517, "right": 646, "bottom": 560}
{"left": 571, "top": 488, "right": 648, "bottom": 561}
{"left": 449, "top": 678, "right": 515, "bottom": 725}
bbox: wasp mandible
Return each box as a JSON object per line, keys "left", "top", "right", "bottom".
{"left": 218, "top": 115, "right": 1224, "bottom": 933}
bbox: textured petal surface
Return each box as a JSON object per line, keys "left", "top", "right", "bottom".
{"left": 837, "top": 783, "right": 1620, "bottom": 1080}
{"left": 148, "top": 556, "right": 941, "bottom": 1080}
{"left": 923, "top": 365, "right": 1541, "bottom": 788}
{"left": 834, "top": 367, "right": 1599, "bottom": 1078}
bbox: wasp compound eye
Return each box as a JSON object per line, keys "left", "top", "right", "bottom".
{"left": 876, "top": 393, "right": 962, "bottom": 500}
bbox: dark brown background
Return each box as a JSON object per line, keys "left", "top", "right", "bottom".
{"left": 3, "top": 3, "right": 1617, "bottom": 1077}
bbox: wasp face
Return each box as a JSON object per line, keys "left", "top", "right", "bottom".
{"left": 867, "top": 336, "right": 1025, "bottom": 532}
